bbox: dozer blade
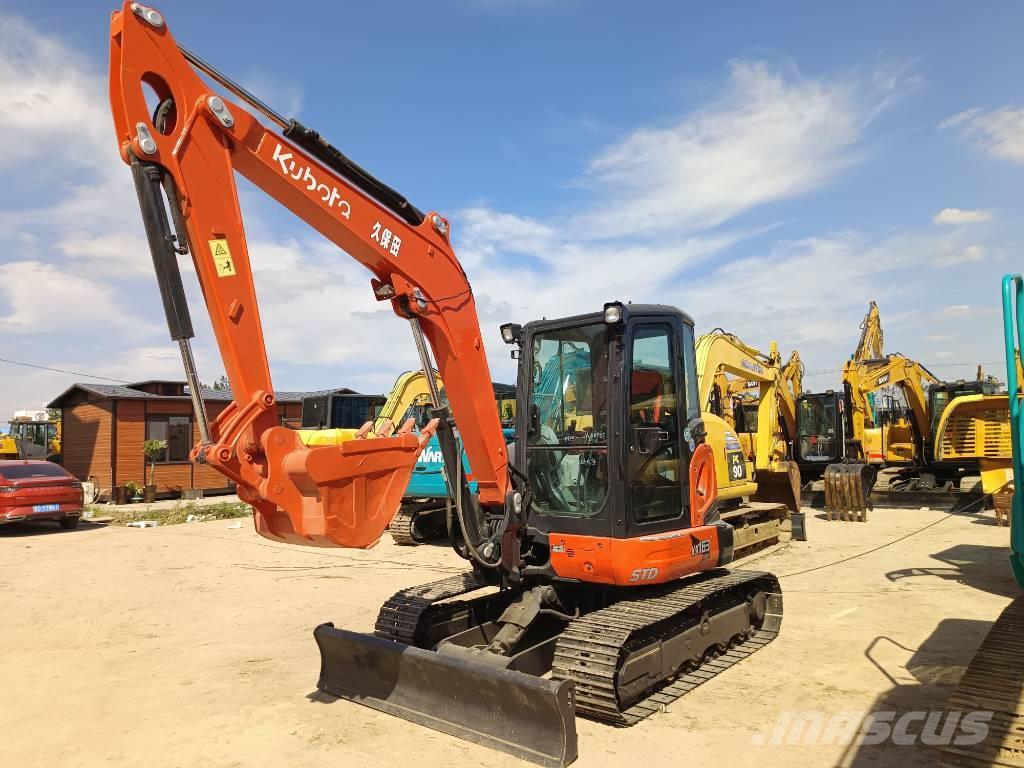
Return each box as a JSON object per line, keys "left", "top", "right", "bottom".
{"left": 823, "top": 462, "right": 874, "bottom": 522}
{"left": 314, "top": 623, "right": 578, "bottom": 768}
{"left": 751, "top": 460, "right": 802, "bottom": 513}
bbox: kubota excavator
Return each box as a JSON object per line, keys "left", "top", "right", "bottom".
{"left": 109, "top": 5, "right": 782, "bottom": 765}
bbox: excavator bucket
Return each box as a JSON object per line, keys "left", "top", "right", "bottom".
{"left": 823, "top": 463, "right": 874, "bottom": 522}
{"left": 751, "top": 460, "right": 802, "bottom": 513}
{"left": 313, "top": 624, "right": 578, "bottom": 768}
{"left": 249, "top": 419, "right": 439, "bottom": 548}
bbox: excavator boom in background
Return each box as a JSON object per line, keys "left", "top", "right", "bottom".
{"left": 109, "top": 5, "right": 785, "bottom": 765}
{"left": 297, "top": 368, "right": 442, "bottom": 446}
{"left": 696, "top": 330, "right": 802, "bottom": 514}
{"left": 802, "top": 302, "right": 1006, "bottom": 519}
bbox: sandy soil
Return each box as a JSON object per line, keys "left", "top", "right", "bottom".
{"left": 0, "top": 504, "right": 1016, "bottom": 768}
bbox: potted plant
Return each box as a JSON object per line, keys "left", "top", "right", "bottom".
{"left": 124, "top": 480, "right": 142, "bottom": 503}
{"left": 143, "top": 439, "right": 167, "bottom": 503}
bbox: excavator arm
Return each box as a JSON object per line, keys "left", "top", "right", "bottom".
{"left": 695, "top": 331, "right": 797, "bottom": 460}
{"left": 842, "top": 355, "right": 939, "bottom": 448}
{"left": 782, "top": 350, "right": 804, "bottom": 400}
{"left": 373, "top": 370, "right": 444, "bottom": 432}
{"left": 109, "top": 3, "right": 510, "bottom": 548}
{"left": 695, "top": 330, "right": 801, "bottom": 510}
{"left": 854, "top": 301, "right": 884, "bottom": 361}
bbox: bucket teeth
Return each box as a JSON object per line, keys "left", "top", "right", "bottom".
{"left": 823, "top": 463, "right": 874, "bottom": 522}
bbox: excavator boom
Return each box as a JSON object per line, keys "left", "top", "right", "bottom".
{"left": 109, "top": 3, "right": 510, "bottom": 548}
{"left": 695, "top": 330, "right": 801, "bottom": 512}
{"left": 854, "top": 300, "right": 884, "bottom": 361}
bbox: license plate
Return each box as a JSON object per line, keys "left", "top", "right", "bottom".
{"left": 33, "top": 503, "right": 60, "bottom": 513}
{"left": 726, "top": 450, "right": 747, "bottom": 481}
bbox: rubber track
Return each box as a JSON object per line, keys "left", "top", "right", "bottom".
{"left": 551, "top": 569, "right": 780, "bottom": 725}
{"left": 941, "top": 595, "right": 1024, "bottom": 767}
{"left": 374, "top": 571, "right": 490, "bottom": 646}
{"left": 388, "top": 508, "right": 419, "bottom": 546}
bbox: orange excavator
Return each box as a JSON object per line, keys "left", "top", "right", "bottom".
{"left": 109, "top": 5, "right": 782, "bottom": 765}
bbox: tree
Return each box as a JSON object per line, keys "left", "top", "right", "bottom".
{"left": 212, "top": 375, "right": 230, "bottom": 391}
{"left": 143, "top": 439, "right": 167, "bottom": 488}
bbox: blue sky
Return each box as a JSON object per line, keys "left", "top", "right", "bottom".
{"left": 1, "top": 1, "right": 1023, "bottom": 420}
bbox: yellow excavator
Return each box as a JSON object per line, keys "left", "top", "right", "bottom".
{"left": 298, "top": 369, "right": 442, "bottom": 446}
{"left": 696, "top": 330, "right": 803, "bottom": 540}
{"left": 932, "top": 371, "right": 1015, "bottom": 515}
{"left": 726, "top": 349, "right": 803, "bottom": 459}
{"left": 816, "top": 302, "right": 1004, "bottom": 518}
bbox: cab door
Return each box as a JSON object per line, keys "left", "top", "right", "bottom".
{"left": 625, "top": 321, "right": 687, "bottom": 534}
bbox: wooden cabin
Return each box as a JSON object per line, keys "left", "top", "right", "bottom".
{"left": 47, "top": 381, "right": 356, "bottom": 500}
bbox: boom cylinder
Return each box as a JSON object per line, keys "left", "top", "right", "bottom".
{"left": 129, "top": 159, "right": 194, "bottom": 341}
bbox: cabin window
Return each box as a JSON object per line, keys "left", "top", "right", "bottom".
{"left": 146, "top": 415, "right": 191, "bottom": 462}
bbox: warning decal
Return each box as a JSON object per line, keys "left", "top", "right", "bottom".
{"left": 208, "top": 239, "right": 236, "bottom": 277}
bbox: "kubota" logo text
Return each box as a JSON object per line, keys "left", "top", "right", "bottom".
{"left": 271, "top": 143, "right": 352, "bottom": 220}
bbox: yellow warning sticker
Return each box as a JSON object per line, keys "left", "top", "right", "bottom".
{"left": 208, "top": 239, "right": 236, "bottom": 277}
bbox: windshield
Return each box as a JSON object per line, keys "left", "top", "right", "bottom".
{"left": 528, "top": 325, "right": 608, "bottom": 446}
{"left": 797, "top": 395, "right": 839, "bottom": 462}
{"left": 527, "top": 323, "right": 609, "bottom": 517}
{"left": 739, "top": 402, "right": 759, "bottom": 434}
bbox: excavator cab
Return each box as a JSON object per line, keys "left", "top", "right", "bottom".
{"left": 925, "top": 379, "right": 1000, "bottom": 464}
{"left": 795, "top": 391, "right": 844, "bottom": 474}
{"left": 518, "top": 302, "right": 712, "bottom": 545}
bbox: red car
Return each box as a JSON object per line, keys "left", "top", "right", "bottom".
{"left": 0, "top": 461, "right": 84, "bottom": 529}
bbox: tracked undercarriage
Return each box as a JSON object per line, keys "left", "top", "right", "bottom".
{"left": 316, "top": 568, "right": 783, "bottom": 767}
{"left": 941, "top": 595, "right": 1024, "bottom": 767}
{"left": 387, "top": 500, "right": 451, "bottom": 546}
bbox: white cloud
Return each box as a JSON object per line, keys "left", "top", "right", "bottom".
{"left": 942, "top": 304, "right": 971, "bottom": 315}
{"left": 934, "top": 244, "right": 984, "bottom": 267}
{"left": 236, "top": 70, "right": 304, "bottom": 120}
{"left": 0, "top": 16, "right": 110, "bottom": 171}
{"left": 932, "top": 207, "right": 993, "bottom": 225}
{"left": 577, "top": 60, "right": 890, "bottom": 238}
{"left": 0, "top": 261, "right": 149, "bottom": 335}
{"left": 55, "top": 231, "right": 154, "bottom": 277}
{"left": 943, "top": 107, "right": 1024, "bottom": 164}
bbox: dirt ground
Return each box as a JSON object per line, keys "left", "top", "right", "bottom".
{"left": 0, "top": 504, "right": 1016, "bottom": 768}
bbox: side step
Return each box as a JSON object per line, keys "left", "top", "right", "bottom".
{"left": 314, "top": 623, "right": 578, "bottom": 768}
